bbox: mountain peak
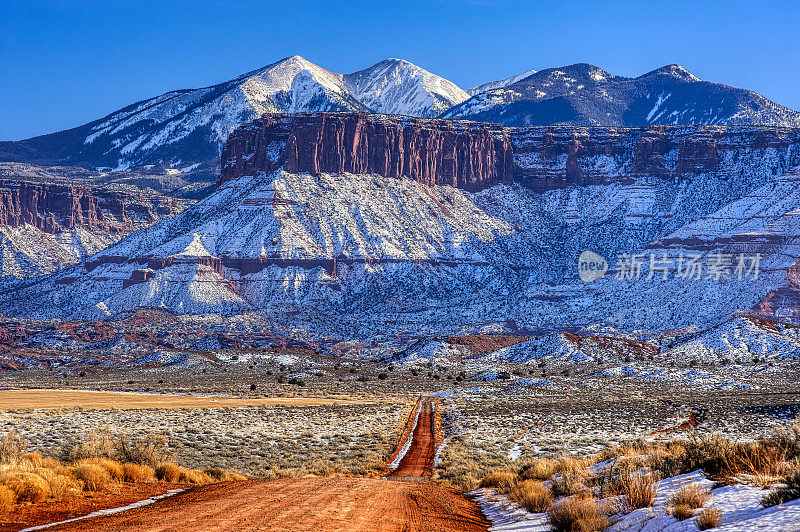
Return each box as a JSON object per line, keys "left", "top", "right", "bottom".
{"left": 344, "top": 59, "right": 468, "bottom": 117}
{"left": 379, "top": 58, "right": 413, "bottom": 67}
{"left": 642, "top": 64, "right": 701, "bottom": 82}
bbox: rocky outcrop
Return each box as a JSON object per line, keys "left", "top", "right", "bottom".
{"left": 512, "top": 125, "right": 800, "bottom": 192}
{"left": 222, "top": 114, "right": 800, "bottom": 194}
{"left": 221, "top": 113, "right": 515, "bottom": 191}
{"left": 0, "top": 180, "right": 184, "bottom": 234}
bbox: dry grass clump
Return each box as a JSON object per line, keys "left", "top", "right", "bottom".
{"left": 762, "top": 470, "right": 800, "bottom": 507}
{"left": 75, "top": 458, "right": 125, "bottom": 481}
{"left": 155, "top": 462, "right": 183, "bottom": 482}
{"left": 671, "top": 504, "right": 696, "bottom": 520}
{"left": 123, "top": 463, "right": 156, "bottom": 483}
{"left": 479, "top": 470, "right": 516, "bottom": 493}
{"left": 0, "top": 485, "right": 13, "bottom": 513}
{"left": 155, "top": 462, "right": 213, "bottom": 485}
{"left": 695, "top": 507, "right": 722, "bottom": 529}
{"left": 69, "top": 463, "right": 111, "bottom": 492}
{"left": 203, "top": 467, "right": 246, "bottom": 482}
{"left": 551, "top": 469, "right": 588, "bottom": 498}
{"left": 601, "top": 430, "right": 800, "bottom": 486}
{"left": 618, "top": 472, "right": 659, "bottom": 513}
{"left": 2, "top": 472, "right": 50, "bottom": 502}
{"left": 547, "top": 494, "right": 610, "bottom": 532}
{"left": 509, "top": 480, "right": 553, "bottom": 512}
{"left": 554, "top": 456, "right": 588, "bottom": 475}
{"left": 0, "top": 429, "right": 243, "bottom": 514}
{"left": 518, "top": 458, "right": 557, "bottom": 480}
{"left": 670, "top": 482, "right": 710, "bottom": 515}
{"left": 32, "top": 467, "right": 80, "bottom": 500}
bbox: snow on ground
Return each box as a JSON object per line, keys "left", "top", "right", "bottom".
{"left": 472, "top": 470, "right": 800, "bottom": 531}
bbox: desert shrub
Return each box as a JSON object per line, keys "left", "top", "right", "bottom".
{"left": 554, "top": 457, "right": 587, "bottom": 475}
{"left": 433, "top": 441, "right": 511, "bottom": 492}
{"left": 762, "top": 470, "right": 800, "bottom": 507}
{"left": 116, "top": 434, "right": 173, "bottom": 466}
{"left": 122, "top": 463, "right": 155, "bottom": 483}
{"left": 0, "top": 485, "right": 13, "bottom": 512}
{"left": 671, "top": 504, "right": 696, "bottom": 520}
{"left": 32, "top": 467, "right": 80, "bottom": 500}
{"left": 509, "top": 480, "right": 553, "bottom": 512}
{"left": 681, "top": 435, "right": 784, "bottom": 482}
{"left": 619, "top": 472, "right": 658, "bottom": 513}
{"left": 765, "top": 423, "right": 800, "bottom": 458}
{"left": 519, "top": 458, "right": 557, "bottom": 481}
{"left": 551, "top": 469, "right": 587, "bottom": 498}
{"left": 695, "top": 508, "right": 722, "bottom": 530}
{"left": 3, "top": 472, "right": 50, "bottom": 502}
{"left": 61, "top": 430, "right": 116, "bottom": 462}
{"left": 479, "top": 471, "right": 516, "bottom": 493}
{"left": 548, "top": 494, "right": 610, "bottom": 532}
{"left": 155, "top": 462, "right": 212, "bottom": 485}
{"left": 670, "top": 482, "right": 710, "bottom": 511}
{"left": 70, "top": 463, "right": 111, "bottom": 491}
{"left": 155, "top": 462, "right": 183, "bottom": 482}
{"left": 61, "top": 431, "right": 172, "bottom": 467}
{"left": 181, "top": 469, "right": 212, "bottom": 485}
{"left": 203, "top": 467, "right": 246, "bottom": 482}
{"left": 77, "top": 458, "right": 124, "bottom": 481}
{"left": 0, "top": 432, "right": 27, "bottom": 465}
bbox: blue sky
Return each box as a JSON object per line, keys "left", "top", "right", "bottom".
{"left": 1, "top": 0, "right": 799, "bottom": 140}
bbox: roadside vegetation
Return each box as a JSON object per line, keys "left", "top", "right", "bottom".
{"left": 0, "top": 430, "right": 245, "bottom": 514}
{"left": 470, "top": 423, "right": 800, "bottom": 531}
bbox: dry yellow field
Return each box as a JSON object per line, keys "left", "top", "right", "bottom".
{"left": 0, "top": 389, "right": 365, "bottom": 410}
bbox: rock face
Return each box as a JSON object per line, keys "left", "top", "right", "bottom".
{"left": 0, "top": 179, "right": 189, "bottom": 279}
{"left": 221, "top": 113, "right": 515, "bottom": 191}
{"left": 0, "top": 180, "right": 182, "bottom": 235}
{"left": 221, "top": 113, "right": 800, "bottom": 194}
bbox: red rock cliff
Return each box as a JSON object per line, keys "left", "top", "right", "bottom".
{"left": 221, "top": 113, "right": 800, "bottom": 193}
{"left": 0, "top": 180, "right": 183, "bottom": 234}
{"left": 221, "top": 113, "right": 515, "bottom": 191}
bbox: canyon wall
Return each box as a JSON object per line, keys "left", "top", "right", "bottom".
{"left": 0, "top": 180, "right": 183, "bottom": 234}
{"left": 220, "top": 113, "right": 515, "bottom": 190}
{"left": 221, "top": 113, "right": 800, "bottom": 193}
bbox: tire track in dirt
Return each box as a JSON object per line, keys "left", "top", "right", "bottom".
{"left": 45, "top": 479, "right": 488, "bottom": 532}
{"left": 388, "top": 398, "right": 436, "bottom": 478}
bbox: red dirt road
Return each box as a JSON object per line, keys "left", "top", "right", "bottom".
{"left": 48, "top": 478, "right": 489, "bottom": 532}
{"left": 389, "top": 399, "right": 436, "bottom": 478}
{"left": 45, "top": 398, "right": 489, "bottom": 531}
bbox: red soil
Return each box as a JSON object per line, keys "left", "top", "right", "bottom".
{"left": 389, "top": 399, "right": 436, "bottom": 478}
{"left": 0, "top": 482, "right": 184, "bottom": 532}
{"left": 46, "top": 478, "right": 489, "bottom": 532}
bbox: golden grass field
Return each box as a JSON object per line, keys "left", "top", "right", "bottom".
{"left": 0, "top": 389, "right": 368, "bottom": 410}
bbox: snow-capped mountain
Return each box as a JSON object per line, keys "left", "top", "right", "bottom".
{"left": 0, "top": 56, "right": 468, "bottom": 172}
{"left": 445, "top": 63, "right": 800, "bottom": 127}
{"left": 4, "top": 58, "right": 800, "bottom": 173}
{"left": 343, "top": 59, "right": 469, "bottom": 117}
{"left": 466, "top": 69, "right": 537, "bottom": 96}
